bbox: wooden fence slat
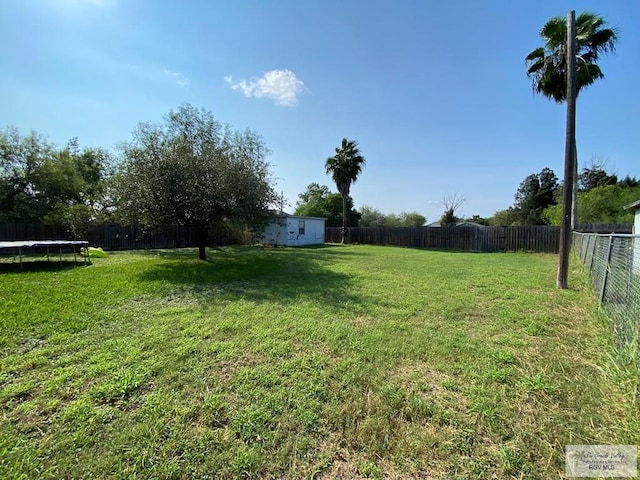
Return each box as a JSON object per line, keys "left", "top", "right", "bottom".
{"left": 0, "top": 223, "right": 250, "bottom": 250}
{"left": 1, "top": 223, "right": 631, "bottom": 253}
{"left": 324, "top": 225, "right": 571, "bottom": 253}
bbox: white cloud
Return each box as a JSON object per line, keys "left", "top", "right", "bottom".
{"left": 163, "top": 69, "right": 191, "bottom": 87}
{"left": 224, "top": 69, "right": 304, "bottom": 106}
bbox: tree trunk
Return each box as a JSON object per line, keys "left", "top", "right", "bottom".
{"left": 557, "top": 10, "right": 576, "bottom": 290}
{"left": 571, "top": 139, "right": 578, "bottom": 229}
{"left": 341, "top": 194, "right": 347, "bottom": 244}
{"left": 196, "top": 225, "right": 208, "bottom": 260}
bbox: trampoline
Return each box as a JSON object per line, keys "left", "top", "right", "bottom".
{"left": 0, "top": 240, "right": 90, "bottom": 270}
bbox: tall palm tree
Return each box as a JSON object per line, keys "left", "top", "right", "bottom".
{"left": 526, "top": 11, "right": 617, "bottom": 227}
{"left": 325, "top": 138, "right": 366, "bottom": 243}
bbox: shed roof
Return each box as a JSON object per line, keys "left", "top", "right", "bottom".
{"left": 426, "top": 221, "right": 486, "bottom": 228}
{"left": 272, "top": 214, "right": 327, "bottom": 221}
{"left": 623, "top": 199, "right": 640, "bottom": 211}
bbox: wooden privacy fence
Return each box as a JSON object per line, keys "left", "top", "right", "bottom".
{"left": 2, "top": 223, "right": 630, "bottom": 253}
{"left": 326, "top": 226, "right": 563, "bottom": 253}
{"left": 326, "top": 224, "right": 632, "bottom": 253}
{"left": 0, "top": 223, "right": 251, "bottom": 251}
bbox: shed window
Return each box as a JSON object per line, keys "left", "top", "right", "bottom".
{"left": 298, "top": 220, "right": 305, "bottom": 235}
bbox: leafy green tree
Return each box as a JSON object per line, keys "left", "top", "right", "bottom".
{"left": 358, "top": 205, "right": 427, "bottom": 228}
{"left": 526, "top": 11, "right": 618, "bottom": 226}
{"left": 295, "top": 183, "right": 331, "bottom": 208}
{"left": 397, "top": 211, "right": 426, "bottom": 227}
{"left": 38, "top": 143, "right": 113, "bottom": 236}
{"left": 513, "top": 167, "right": 559, "bottom": 225}
{"left": 467, "top": 215, "right": 490, "bottom": 226}
{"left": 384, "top": 212, "right": 427, "bottom": 227}
{"left": 358, "top": 205, "right": 387, "bottom": 227}
{"left": 463, "top": 215, "right": 489, "bottom": 226}
{"left": 489, "top": 208, "right": 520, "bottom": 226}
{"left": 382, "top": 213, "right": 400, "bottom": 227}
{"left": 116, "top": 104, "right": 277, "bottom": 260}
{"left": 0, "top": 127, "right": 54, "bottom": 222}
{"left": 617, "top": 175, "right": 639, "bottom": 189}
{"left": 544, "top": 184, "right": 640, "bottom": 225}
{"left": 325, "top": 138, "right": 366, "bottom": 243}
{"left": 44, "top": 203, "right": 102, "bottom": 239}
{"left": 439, "top": 209, "right": 461, "bottom": 226}
{"left": 359, "top": 207, "right": 426, "bottom": 227}
{"left": 0, "top": 128, "right": 111, "bottom": 232}
{"left": 578, "top": 161, "right": 617, "bottom": 192}
{"left": 294, "top": 183, "right": 359, "bottom": 227}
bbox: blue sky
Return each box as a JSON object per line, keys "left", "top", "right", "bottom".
{"left": 1, "top": 0, "right": 639, "bottom": 222}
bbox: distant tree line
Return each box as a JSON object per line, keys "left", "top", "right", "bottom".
{"left": 359, "top": 207, "right": 426, "bottom": 228}
{"left": 293, "top": 184, "right": 426, "bottom": 228}
{"left": 488, "top": 162, "right": 639, "bottom": 226}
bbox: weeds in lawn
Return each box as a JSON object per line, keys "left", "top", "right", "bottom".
{"left": 1, "top": 245, "right": 638, "bottom": 479}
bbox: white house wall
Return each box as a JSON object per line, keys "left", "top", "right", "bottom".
{"left": 283, "top": 217, "right": 325, "bottom": 246}
{"left": 263, "top": 222, "right": 288, "bottom": 246}
{"left": 262, "top": 216, "right": 325, "bottom": 246}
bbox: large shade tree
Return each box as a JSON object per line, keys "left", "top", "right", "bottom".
{"left": 525, "top": 11, "right": 618, "bottom": 227}
{"left": 325, "top": 138, "right": 366, "bottom": 243}
{"left": 0, "top": 127, "right": 53, "bottom": 223}
{"left": 116, "top": 104, "right": 277, "bottom": 260}
{"left": 0, "top": 127, "right": 112, "bottom": 233}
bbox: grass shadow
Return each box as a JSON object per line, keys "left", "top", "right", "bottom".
{"left": 0, "top": 258, "right": 91, "bottom": 273}
{"left": 136, "top": 246, "right": 366, "bottom": 312}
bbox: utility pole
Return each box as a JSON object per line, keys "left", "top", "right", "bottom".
{"left": 278, "top": 191, "right": 288, "bottom": 214}
{"left": 557, "top": 10, "right": 577, "bottom": 289}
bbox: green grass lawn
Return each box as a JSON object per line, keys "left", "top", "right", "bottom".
{"left": 1, "top": 245, "right": 637, "bottom": 479}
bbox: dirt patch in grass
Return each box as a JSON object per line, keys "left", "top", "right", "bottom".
{"left": 213, "top": 353, "right": 267, "bottom": 379}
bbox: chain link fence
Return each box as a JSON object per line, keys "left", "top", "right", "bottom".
{"left": 573, "top": 232, "right": 640, "bottom": 391}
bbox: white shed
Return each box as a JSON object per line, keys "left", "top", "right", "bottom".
{"left": 624, "top": 199, "right": 640, "bottom": 235}
{"left": 262, "top": 214, "right": 326, "bottom": 247}
{"left": 623, "top": 199, "right": 640, "bottom": 274}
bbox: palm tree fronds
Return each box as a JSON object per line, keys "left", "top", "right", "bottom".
{"left": 526, "top": 10, "right": 617, "bottom": 102}
{"left": 325, "top": 138, "right": 366, "bottom": 238}
{"left": 576, "top": 63, "right": 604, "bottom": 88}
{"left": 525, "top": 47, "right": 545, "bottom": 62}
{"left": 540, "top": 17, "right": 566, "bottom": 47}
{"left": 589, "top": 28, "right": 618, "bottom": 53}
